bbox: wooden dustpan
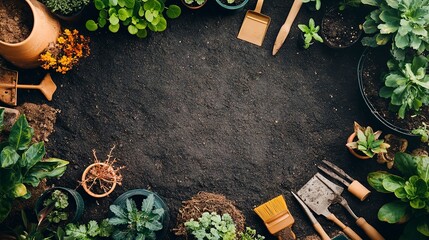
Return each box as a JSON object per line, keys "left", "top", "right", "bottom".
{"left": 237, "top": 0, "right": 271, "bottom": 46}
{"left": 0, "top": 67, "right": 57, "bottom": 106}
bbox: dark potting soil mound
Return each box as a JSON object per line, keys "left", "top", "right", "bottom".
{"left": 17, "top": 103, "right": 59, "bottom": 142}
{"left": 361, "top": 48, "right": 429, "bottom": 132}
{"left": 174, "top": 192, "right": 245, "bottom": 237}
{"left": 322, "top": 8, "right": 362, "bottom": 48}
{"left": 0, "top": 0, "right": 33, "bottom": 43}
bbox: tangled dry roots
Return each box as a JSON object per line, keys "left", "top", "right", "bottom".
{"left": 174, "top": 192, "right": 245, "bottom": 238}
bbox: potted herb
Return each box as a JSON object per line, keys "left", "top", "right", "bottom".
{"left": 39, "top": 28, "right": 90, "bottom": 74}
{"left": 40, "top": 0, "right": 90, "bottom": 21}
{"left": 367, "top": 152, "right": 429, "bottom": 239}
{"left": 346, "top": 122, "right": 390, "bottom": 160}
{"left": 0, "top": 0, "right": 60, "bottom": 69}
{"left": 85, "top": 0, "right": 181, "bottom": 39}
{"left": 181, "top": 0, "right": 207, "bottom": 10}
{"left": 109, "top": 189, "right": 169, "bottom": 240}
{"left": 62, "top": 219, "right": 113, "bottom": 239}
{"left": 35, "top": 187, "right": 84, "bottom": 224}
{"left": 0, "top": 111, "right": 69, "bottom": 223}
{"left": 81, "top": 146, "right": 124, "bottom": 198}
{"left": 297, "top": 18, "right": 323, "bottom": 49}
{"left": 215, "top": 0, "right": 249, "bottom": 11}
{"left": 185, "top": 212, "right": 237, "bottom": 240}
{"left": 412, "top": 123, "right": 429, "bottom": 146}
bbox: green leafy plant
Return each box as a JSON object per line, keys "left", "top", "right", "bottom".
{"left": 346, "top": 122, "right": 390, "bottom": 158}
{"left": 298, "top": 18, "right": 323, "bottom": 49}
{"left": 239, "top": 227, "right": 265, "bottom": 240}
{"left": 302, "top": 0, "right": 321, "bottom": 10}
{"left": 63, "top": 219, "right": 112, "bottom": 240}
{"left": 338, "top": 0, "right": 360, "bottom": 10}
{"left": 108, "top": 194, "right": 165, "bottom": 240}
{"left": 43, "top": 190, "right": 69, "bottom": 224}
{"left": 41, "top": 0, "right": 90, "bottom": 15}
{"left": 85, "top": 0, "right": 181, "bottom": 38}
{"left": 185, "top": 212, "right": 236, "bottom": 240}
{"left": 379, "top": 55, "right": 429, "bottom": 119}
{"left": 361, "top": 0, "right": 429, "bottom": 61}
{"left": 412, "top": 122, "right": 429, "bottom": 145}
{"left": 367, "top": 152, "right": 429, "bottom": 239}
{"left": 0, "top": 110, "right": 69, "bottom": 223}
{"left": 184, "top": 0, "right": 205, "bottom": 5}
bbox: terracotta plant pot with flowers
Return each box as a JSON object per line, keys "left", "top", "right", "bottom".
{"left": 81, "top": 146, "right": 124, "bottom": 198}
{"left": 346, "top": 122, "right": 390, "bottom": 160}
{"left": 0, "top": 0, "right": 60, "bottom": 69}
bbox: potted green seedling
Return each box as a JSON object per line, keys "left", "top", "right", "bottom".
{"left": 412, "top": 123, "right": 429, "bottom": 146}
{"left": 346, "top": 122, "right": 390, "bottom": 160}
{"left": 40, "top": 0, "right": 90, "bottom": 21}
{"left": 215, "top": 0, "right": 249, "bottom": 11}
{"left": 297, "top": 18, "right": 323, "bottom": 49}
{"left": 62, "top": 219, "right": 113, "bottom": 239}
{"left": 181, "top": 0, "right": 207, "bottom": 9}
{"left": 185, "top": 212, "right": 237, "bottom": 240}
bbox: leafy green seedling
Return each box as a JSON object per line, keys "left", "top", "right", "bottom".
{"left": 240, "top": 227, "right": 265, "bottom": 240}
{"left": 184, "top": 0, "right": 205, "bottom": 6}
{"left": 64, "top": 219, "right": 112, "bottom": 240}
{"left": 298, "top": 18, "right": 323, "bottom": 49}
{"left": 412, "top": 122, "right": 429, "bottom": 145}
{"left": 185, "top": 212, "right": 236, "bottom": 240}
{"left": 302, "top": 0, "right": 321, "bottom": 10}
{"left": 43, "top": 190, "right": 69, "bottom": 223}
{"left": 346, "top": 122, "right": 390, "bottom": 158}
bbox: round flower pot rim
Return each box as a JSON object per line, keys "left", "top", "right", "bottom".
{"left": 181, "top": 0, "right": 207, "bottom": 9}
{"left": 346, "top": 132, "right": 372, "bottom": 160}
{"left": 81, "top": 162, "right": 117, "bottom": 198}
{"left": 357, "top": 47, "right": 420, "bottom": 139}
{"left": 215, "top": 0, "right": 249, "bottom": 10}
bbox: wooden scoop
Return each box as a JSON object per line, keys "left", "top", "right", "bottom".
{"left": 237, "top": 0, "right": 271, "bottom": 46}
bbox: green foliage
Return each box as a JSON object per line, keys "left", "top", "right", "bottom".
{"left": 379, "top": 55, "right": 429, "bottom": 119}
{"left": 43, "top": 190, "right": 69, "bottom": 224}
{"left": 185, "top": 212, "right": 236, "bottom": 240}
{"left": 361, "top": 0, "right": 429, "bottom": 61}
{"left": 298, "top": 18, "right": 323, "bottom": 49}
{"left": 41, "top": 0, "right": 90, "bottom": 15}
{"left": 239, "top": 227, "right": 265, "bottom": 240}
{"left": 0, "top": 111, "right": 69, "bottom": 223}
{"left": 184, "top": 0, "right": 205, "bottom": 6}
{"left": 301, "top": 0, "right": 321, "bottom": 10}
{"left": 412, "top": 123, "right": 429, "bottom": 145}
{"left": 64, "top": 219, "right": 112, "bottom": 239}
{"left": 367, "top": 152, "right": 429, "bottom": 239}
{"left": 338, "top": 0, "right": 360, "bottom": 11}
{"left": 86, "top": 0, "right": 181, "bottom": 38}
{"left": 108, "top": 194, "right": 165, "bottom": 240}
{"left": 346, "top": 122, "right": 390, "bottom": 158}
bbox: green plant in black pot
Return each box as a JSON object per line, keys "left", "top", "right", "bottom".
{"left": 108, "top": 194, "right": 165, "bottom": 240}
{"left": 412, "top": 123, "right": 429, "bottom": 145}
{"left": 62, "top": 219, "right": 113, "bottom": 240}
{"left": 43, "top": 190, "right": 69, "bottom": 224}
{"left": 85, "top": 0, "right": 181, "bottom": 38}
{"left": 41, "top": 0, "right": 90, "bottom": 16}
{"left": 298, "top": 18, "right": 323, "bottom": 49}
{"left": 0, "top": 110, "right": 69, "bottom": 223}
{"left": 367, "top": 152, "right": 429, "bottom": 239}
{"left": 379, "top": 55, "right": 429, "bottom": 119}
{"left": 361, "top": 0, "right": 429, "bottom": 61}
{"left": 185, "top": 212, "right": 236, "bottom": 240}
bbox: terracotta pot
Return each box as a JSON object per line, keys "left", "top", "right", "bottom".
{"left": 0, "top": 0, "right": 60, "bottom": 69}
{"left": 81, "top": 163, "right": 117, "bottom": 198}
{"left": 181, "top": 0, "right": 207, "bottom": 10}
{"left": 346, "top": 132, "right": 371, "bottom": 160}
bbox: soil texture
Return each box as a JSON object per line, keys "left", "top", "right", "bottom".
{"left": 16, "top": 103, "right": 59, "bottom": 142}
{"left": 321, "top": 7, "right": 362, "bottom": 48}
{"left": 361, "top": 48, "right": 429, "bottom": 133}
{"left": 0, "top": 0, "right": 33, "bottom": 43}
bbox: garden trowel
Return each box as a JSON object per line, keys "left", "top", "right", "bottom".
{"left": 315, "top": 173, "right": 385, "bottom": 240}
{"left": 0, "top": 67, "right": 56, "bottom": 106}
{"left": 237, "top": 0, "right": 270, "bottom": 46}
{"left": 297, "top": 173, "right": 362, "bottom": 240}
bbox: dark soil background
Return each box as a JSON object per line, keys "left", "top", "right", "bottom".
{"left": 3, "top": 0, "right": 428, "bottom": 239}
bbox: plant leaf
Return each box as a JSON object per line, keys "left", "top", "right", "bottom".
{"left": 378, "top": 201, "right": 409, "bottom": 223}
{"left": 367, "top": 171, "right": 392, "bottom": 193}
{"left": 0, "top": 146, "right": 20, "bottom": 168}
{"left": 395, "top": 152, "right": 418, "bottom": 178}
{"left": 9, "top": 115, "right": 33, "bottom": 151}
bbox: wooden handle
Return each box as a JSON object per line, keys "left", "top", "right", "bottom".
{"left": 276, "top": 227, "right": 296, "bottom": 240}
{"left": 272, "top": 0, "right": 302, "bottom": 55}
{"left": 356, "top": 217, "right": 385, "bottom": 240}
{"left": 254, "top": 0, "right": 264, "bottom": 13}
{"left": 326, "top": 214, "right": 362, "bottom": 240}
{"left": 313, "top": 222, "right": 330, "bottom": 240}
{"left": 348, "top": 180, "right": 371, "bottom": 201}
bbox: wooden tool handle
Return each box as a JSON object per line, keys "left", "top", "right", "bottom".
{"left": 356, "top": 217, "right": 385, "bottom": 240}
{"left": 348, "top": 180, "right": 371, "bottom": 201}
{"left": 254, "top": 0, "right": 264, "bottom": 13}
{"left": 326, "top": 214, "right": 362, "bottom": 240}
{"left": 313, "top": 222, "right": 330, "bottom": 240}
{"left": 272, "top": 0, "right": 302, "bottom": 55}
{"left": 276, "top": 227, "right": 296, "bottom": 240}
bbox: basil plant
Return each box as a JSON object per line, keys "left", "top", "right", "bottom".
{"left": 361, "top": 0, "right": 429, "bottom": 60}
{"left": 380, "top": 55, "right": 429, "bottom": 119}
{"left": 367, "top": 152, "right": 429, "bottom": 239}
{"left": 0, "top": 110, "right": 69, "bottom": 222}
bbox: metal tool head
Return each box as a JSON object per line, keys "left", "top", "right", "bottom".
{"left": 315, "top": 173, "right": 344, "bottom": 195}
{"left": 297, "top": 174, "right": 336, "bottom": 217}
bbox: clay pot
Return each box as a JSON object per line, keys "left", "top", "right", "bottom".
{"left": 346, "top": 132, "right": 371, "bottom": 160}
{"left": 181, "top": 0, "right": 207, "bottom": 10}
{"left": 0, "top": 0, "right": 60, "bottom": 69}
{"left": 81, "top": 163, "right": 117, "bottom": 198}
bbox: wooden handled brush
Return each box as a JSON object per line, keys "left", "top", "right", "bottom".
{"left": 254, "top": 195, "right": 296, "bottom": 240}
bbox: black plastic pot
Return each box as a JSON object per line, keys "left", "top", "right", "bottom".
{"left": 35, "top": 187, "right": 84, "bottom": 223}
{"left": 357, "top": 48, "right": 420, "bottom": 144}
{"left": 112, "top": 189, "right": 170, "bottom": 239}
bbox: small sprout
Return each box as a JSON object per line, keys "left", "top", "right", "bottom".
{"left": 346, "top": 122, "right": 390, "bottom": 158}
{"left": 298, "top": 18, "right": 323, "bottom": 49}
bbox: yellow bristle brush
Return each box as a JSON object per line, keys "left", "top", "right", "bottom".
{"left": 254, "top": 195, "right": 296, "bottom": 240}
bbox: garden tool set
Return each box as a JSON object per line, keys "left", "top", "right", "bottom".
{"left": 238, "top": 0, "right": 303, "bottom": 54}
{"left": 0, "top": 67, "right": 57, "bottom": 106}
